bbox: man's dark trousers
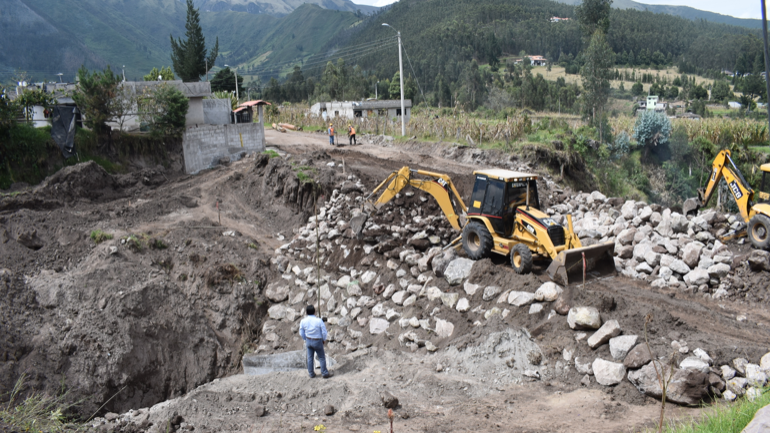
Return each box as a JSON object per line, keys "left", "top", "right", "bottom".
{"left": 305, "top": 339, "right": 329, "bottom": 377}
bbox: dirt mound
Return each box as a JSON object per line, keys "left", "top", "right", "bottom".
{"left": 36, "top": 161, "right": 119, "bottom": 202}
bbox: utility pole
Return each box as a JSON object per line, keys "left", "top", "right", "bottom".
{"left": 762, "top": 0, "right": 770, "bottom": 131}
{"left": 122, "top": 65, "right": 126, "bottom": 82}
{"left": 375, "top": 81, "right": 379, "bottom": 100}
{"left": 205, "top": 59, "right": 209, "bottom": 81}
{"left": 383, "top": 23, "right": 406, "bottom": 136}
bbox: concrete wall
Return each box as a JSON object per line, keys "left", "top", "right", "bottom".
{"left": 203, "top": 99, "right": 232, "bottom": 125}
{"left": 186, "top": 97, "right": 205, "bottom": 125}
{"left": 182, "top": 121, "right": 265, "bottom": 175}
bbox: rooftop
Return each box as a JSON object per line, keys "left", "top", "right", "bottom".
{"left": 475, "top": 168, "right": 538, "bottom": 181}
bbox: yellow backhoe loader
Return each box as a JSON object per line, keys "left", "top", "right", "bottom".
{"left": 688, "top": 149, "right": 770, "bottom": 249}
{"left": 349, "top": 166, "right": 616, "bottom": 285}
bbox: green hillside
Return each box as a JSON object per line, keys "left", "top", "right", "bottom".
{"left": 6, "top": 0, "right": 358, "bottom": 83}
{"left": 202, "top": 4, "right": 361, "bottom": 79}
{"left": 312, "top": 0, "right": 761, "bottom": 94}
{"left": 555, "top": 0, "right": 763, "bottom": 29}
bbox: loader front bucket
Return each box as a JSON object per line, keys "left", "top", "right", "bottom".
{"left": 546, "top": 241, "right": 616, "bottom": 286}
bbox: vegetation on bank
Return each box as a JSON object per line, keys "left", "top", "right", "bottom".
{"left": 662, "top": 388, "right": 770, "bottom": 433}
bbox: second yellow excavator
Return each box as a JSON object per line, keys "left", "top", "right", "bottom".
{"left": 350, "top": 166, "right": 616, "bottom": 285}
{"left": 688, "top": 149, "right": 770, "bottom": 249}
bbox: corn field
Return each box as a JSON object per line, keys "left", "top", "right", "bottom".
{"left": 271, "top": 105, "right": 768, "bottom": 147}
{"left": 610, "top": 116, "right": 768, "bottom": 146}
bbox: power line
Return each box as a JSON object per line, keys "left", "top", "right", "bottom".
{"left": 243, "top": 38, "right": 397, "bottom": 77}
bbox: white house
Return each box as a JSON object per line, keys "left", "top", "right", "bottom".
{"left": 309, "top": 99, "right": 412, "bottom": 122}
{"left": 107, "top": 80, "right": 213, "bottom": 131}
{"left": 728, "top": 101, "right": 742, "bottom": 109}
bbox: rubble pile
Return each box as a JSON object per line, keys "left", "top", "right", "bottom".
{"left": 548, "top": 191, "right": 767, "bottom": 299}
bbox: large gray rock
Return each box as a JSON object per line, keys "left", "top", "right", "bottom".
{"left": 707, "top": 263, "right": 731, "bottom": 279}
{"left": 431, "top": 250, "right": 458, "bottom": 277}
{"left": 609, "top": 335, "right": 638, "bottom": 360}
{"left": 761, "top": 352, "right": 770, "bottom": 371}
{"left": 682, "top": 198, "right": 700, "bottom": 216}
{"left": 682, "top": 243, "right": 704, "bottom": 269}
{"left": 568, "top": 306, "right": 602, "bottom": 330}
{"left": 742, "top": 404, "right": 770, "bottom": 433}
{"left": 265, "top": 282, "right": 291, "bottom": 303}
{"left": 444, "top": 258, "right": 474, "bottom": 285}
{"left": 748, "top": 250, "right": 770, "bottom": 272}
{"left": 746, "top": 364, "right": 768, "bottom": 388}
{"left": 617, "top": 228, "right": 636, "bottom": 246}
{"left": 575, "top": 357, "right": 593, "bottom": 375}
{"left": 534, "top": 282, "right": 563, "bottom": 302}
{"left": 671, "top": 213, "right": 690, "bottom": 233}
{"left": 592, "top": 358, "right": 626, "bottom": 386}
{"left": 369, "top": 318, "right": 390, "bottom": 335}
{"left": 482, "top": 285, "right": 501, "bottom": 301}
{"left": 627, "top": 362, "right": 710, "bottom": 406}
{"left": 669, "top": 259, "right": 691, "bottom": 275}
{"left": 683, "top": 269, "right": 710, "bottom": 286}
{"left": 624, "top": 344, "right": 652, "bottom": 369}
{"left": 508, "top": 291, "right": 536, "bottom": 307}
{"left": 587, "top": 320, "right": 622, "bottom": 349}
{"left": 435, "top": 319, "right": 454, "bottom": 338}
{"left": 679, "top": 356, "right": 710, "bottom": 373}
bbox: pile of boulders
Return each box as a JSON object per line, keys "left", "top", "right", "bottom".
{"left": 546, "top": 191, "right": 757, "bottom": 298}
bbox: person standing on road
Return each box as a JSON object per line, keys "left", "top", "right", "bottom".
{"left": 328, "top": 123, "right": 335, "bottom": 146}
{"left": 347, "top": 124, "right": 356, "bottom": 146}
{"left": 299, "top": 305, "right": 333, "bottom": 378}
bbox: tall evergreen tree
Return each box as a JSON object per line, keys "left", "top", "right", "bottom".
{"left": 575, "top": 0, "right": 612, "bottom": 40}
{"left": 170, "top": 0, "right": 219, "bottom": 82}
{"left": 580, "top": 30, "right": 614, "bottom": 137}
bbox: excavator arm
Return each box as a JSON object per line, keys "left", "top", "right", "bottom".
{"left": 698, "top": 149, "right": 755, "bottom": 223}
{"left": 364, "top": 166, "right": 468, "bottom": 231}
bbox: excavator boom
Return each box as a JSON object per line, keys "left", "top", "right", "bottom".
{"left": 351, "top": 166, "right": 467, "bottom": 236}
{"left": 696, "top": 149, "right": 756, "bottom": 223}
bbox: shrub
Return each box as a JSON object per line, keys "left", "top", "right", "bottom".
{"left": 633, "top": 111, "right": 672, "bottom": 148}
{"left": 608, "top": 131, "right": 632, "bottom": 159}
{"left": 139, "top": 83, "right": 189, "bottom": 137}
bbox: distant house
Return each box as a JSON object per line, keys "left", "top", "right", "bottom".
{"left": 12, "top": 82, "right": 80, "bottom": 128}
{"left": 728, "top": 101, "right": 742, "bottom": 109}
{"left": 110, "top": 80, "right": 212, "bottom": 131}
{"left": 721, "top": 69, "right": 734, "bottom": 77}
{"left": 550, "top": 17, "right": 570, "bottom": 22}
{"left": 310, "top": 100, "right": 412, "bottom": 122}
{"left": 529, "top": 55, "right": 547, "bottom": 67}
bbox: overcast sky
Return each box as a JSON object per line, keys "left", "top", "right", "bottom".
{"left": 351, "top": 0, "right": 764, "bottom": 20}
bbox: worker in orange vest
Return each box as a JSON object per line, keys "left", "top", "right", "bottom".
{"left": 347, "top": 124, "right": 356, "bottom": 146}
{"left": 328, "top": 123, "right": 335, "bottom": 146}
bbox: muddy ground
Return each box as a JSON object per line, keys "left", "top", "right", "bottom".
{"left": 1, "top": 129, "right": 769, "bottom": 432}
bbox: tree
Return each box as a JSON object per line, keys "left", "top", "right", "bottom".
{"left": 144, "top": 67, "right": 175, "bottom": 81}
{"left": 711, "top": 80, "right": 732, "bottom": 102}
{"left": 575, "top": 0, "right": 613, "bottom": 39}
{"left": 170, "top": 0, "right": 218, "bottom": 82}
{"left": 210, "top": 67, "right": 243, "bottom": 94}
{"left": 139, "top": 84, "right": 189, "bottom": 137}
{"left": 631, "top": 82, "right": 644, "bottom": 96}
{"left": 389, "top": 71, "right": 403, "bottom": 99}
{"left": 580, "top": 30, "right": 614, "bottom": 138}
{"left": 72, "top": 66, "right": 121, "bottom": 134}
{"left": 110, "top": 84, "right": 138, "bottom": 132}
{"left": 633, "top": 111, "right": 672, "bottom": 148}
{"left": 690, "top": 84, "right": 708, "bottom": 100}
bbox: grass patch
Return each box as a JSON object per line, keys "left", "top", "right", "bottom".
{"left": 0, "top": 373, "right": 85, "bottom": 432}
{"left": 663, "top": 388, "right": 770, "bottom": 433}
{"left": 263, "top": 149, "right": 281, "bottom": 158}
{"left": 247, "top": 242, "right": 259, "bottom": 250}
{"left": 296, "top": 170, "right": 313, "bottom": 184}
{"left": 750, "top": 146, "right": 770, "bottom": 154}
{"left": 123, "top": 234, "right": 144, "bottom": 251}
{"left": 149, "top": 238, "right": 168, "bottom": 250}
{"left": 89, "top": 230, "right": 114, "bottom": 244}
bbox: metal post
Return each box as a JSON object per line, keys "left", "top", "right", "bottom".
{"left": 397, "top": 31, "right": 405, "bottom": 137}
{"left": 762, "top": 0, "right": 770, "bottom": 131}
{"left": 205, "top": 59, "right": 208, "bottom": 81}
{"left": 234, "top": 69, "right": 239, "bottom": 101}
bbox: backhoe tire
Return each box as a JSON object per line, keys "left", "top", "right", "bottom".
{"left": 462, "top": 221, "right": 492, "bottom": 260}
{"left": 748, "top": 214, "right": 770, "bottom": 250}
{"left": 511, "top": 244, "right": 533, "bottom": 274}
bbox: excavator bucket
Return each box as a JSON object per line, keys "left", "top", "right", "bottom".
{"left": 546, "top": 241, "right": 617, "bottom": 286}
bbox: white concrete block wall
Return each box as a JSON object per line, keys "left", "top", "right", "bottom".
{"left": 182, "top": 123, "right": 265, "bottom": 174}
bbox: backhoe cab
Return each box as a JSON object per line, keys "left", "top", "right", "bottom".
{"left": 352, "top": 166, "right": 616, "bottom": 285}
{"left": 689, "top": 149, "right": 770, "bottom": 250}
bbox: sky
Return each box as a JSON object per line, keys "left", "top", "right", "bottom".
{"left": 351, "top": 0, "right": 763, "bottom": 20}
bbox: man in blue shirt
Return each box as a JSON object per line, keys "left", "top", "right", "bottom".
{"left": 299, "top": 305, "right": 332, "bottom": 378}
